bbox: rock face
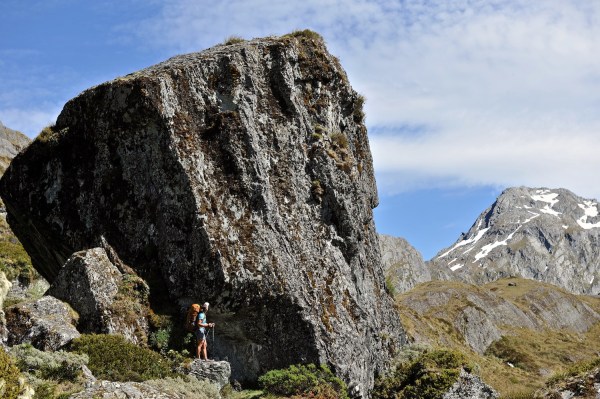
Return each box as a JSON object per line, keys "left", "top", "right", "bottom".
{"left": 0, "top": 121, "right": 30, "bottom": 174}
{"left": 442, "top": 370, "right": 499, "bottom": 399}
{"left": 0, "top": 32, "right": 405, "bottom": 391}
{"left": 180, "top": 360, "right": 231, "bottom": 389}
{"left": 430, "top": 187, "right": 600, "bottom": 294}
{"left": 47, "top": 247, "right": 150, "bottom": 344}
{"left": 379, "top": 234, "right": 431, "bottom": 293}
{"left": 4, "top": 295, "right": 80, "bottom": 350}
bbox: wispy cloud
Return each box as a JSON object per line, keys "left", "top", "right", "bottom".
{"left": 127, "top": 0, "right": 600, "bottom": 198}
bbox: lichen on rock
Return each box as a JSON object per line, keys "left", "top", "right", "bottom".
{"left": 0, "top": 31, "right": 405, "bottom": 393}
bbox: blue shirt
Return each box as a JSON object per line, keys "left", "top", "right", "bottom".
{"left": 198, "top": 312, "right": 206, "bottom": 333}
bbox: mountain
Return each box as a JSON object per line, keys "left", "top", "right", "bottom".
{"left": 378, "top": 234, "right": 430, "bottom": 293}
{"left": 429, "top": 187, "right": 600, "bottom": 294}
{"left": 0, "top": 31, "right": 405, "bottom": 393}
{"left": 396, "top": 277, "right": 600, "bottom": 396}
{"left": 0, "top": 121, "right": 30, "bottom": 175}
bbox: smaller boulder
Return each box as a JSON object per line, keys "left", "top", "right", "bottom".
{"left": 443, "top": 369, "right": 499, "bottom": 399}
{"left": 4, "top": 295, "right": 80, "bottom": 350}
{"left": 47, "top": 247, "right": 150, "bottom": 344}
{"left": 179, "top": 360, "right": 231, "bottom": 389}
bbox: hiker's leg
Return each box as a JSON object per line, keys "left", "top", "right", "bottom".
{"left": 202, "top": 339, "right": 208, "bottom": 360}
{"left": 196, "top": 338, "right": 202, "bottom": 358}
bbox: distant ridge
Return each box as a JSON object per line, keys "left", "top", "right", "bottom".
{"left": 0, "top": 121, "right": 30, "bottom": 175}
{"left": 429, "top": 187, "right": 600, "bottom": 294}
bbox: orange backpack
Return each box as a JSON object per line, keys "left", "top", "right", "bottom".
{"left": 184, "top": 303, "right": 201, "bottom": 332}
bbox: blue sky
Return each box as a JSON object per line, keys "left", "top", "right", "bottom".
{"left": 1, "top": 0, "right": 599, "bottom": 259}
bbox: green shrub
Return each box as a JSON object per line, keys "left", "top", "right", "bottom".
{"left": 385, "top": 277, "right": 396, "bottom": 297}
{"left": 372, "top": 348, "right": 471, "bottom": 399}
{"left": 10, "top": 344, "right": 88, "bottom": 381}
{"left": 69, "top": 334, "right": 175, "bottom": 382}
{"left": 0, "top": 346, "right": 25, "bottom": 399}
{"left": 259, "top": 363, "right": 348, "bottom": 399}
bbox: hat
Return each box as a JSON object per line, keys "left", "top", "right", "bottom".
{"left": 202, "top": 302, "right": 210, "bottom": 309}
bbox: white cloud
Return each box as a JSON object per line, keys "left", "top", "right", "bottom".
{"left": 129, "top": 0, "right": 600, "bottom": 198}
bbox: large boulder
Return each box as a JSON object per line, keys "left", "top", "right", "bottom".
{"left": 0, "top": 32, "right": 405, "bottom": 392}
{"left": 442, "top": 370, "right": 499, "bottom": 399}
{"left": 4, "top": 295, "right": 80, "bottom": 350}
{"left": 47, "top": 247, "right": 150, "bottom": 344}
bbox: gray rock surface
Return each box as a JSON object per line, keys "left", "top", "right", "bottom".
{"left": 430, "top": 187, "right": 600, "bottom": 294}
{"left": 180, "top": 360, "right": 231, "bottom": 389}
{"left": 4, "top": 295, "right": 80, "bottom": 350}
{"left": 0, "top": 121, "right": 30, "bottom": 174}
{"left": 47, "top": 247, "right": 150, "bottom": 344}
{"left": 0, "top": 33, "right": 405, "bottom": 392}
{"left": 379, "top": 234, "right": 431, "bottom": 293}
{"left": 442, "top": 369, "right": 499, "bottom": 399}
{"left": 69, "top": 380, "right": 180, "bottom": 399}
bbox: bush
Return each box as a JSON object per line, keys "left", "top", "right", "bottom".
{"left": 329, "top": 132, "right": 348, "bottom": 149}
{"left": 372, "top": 348, "right": 471, "bottom": 399}
{"left": 69, "top": 334, "right": 175, "bottom": 382}
{"left": 283, "top": 29, "right": 324, "bottom": 42}
{"left": 0, "top": 346, "right": 24, "bottom": 399}
{"left": 259, "top": 364, "right": 348, "bottom": 399}
{"left": 10, "top": 344, "right": 88, "bottom": 381}
{"left": 223, "top": 35, "right": 245, "bottom": 45}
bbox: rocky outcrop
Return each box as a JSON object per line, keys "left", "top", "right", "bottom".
{"left": 442, "top": 370, "right": 499, "bottom": 399}
{"left": 47, "top": 247, "right": 150, "bottom": 344}
{"left": 536, "top": 366, "right": 600, "bottom": 399}
{"left": 430, "top": 187, "right": 600, "bottom": 294}
{"left": 0, "top": 121, "right": 30, "bottom": 175}
{"left": 4, "top": 296, "right": 80, "bottom": 350}
{"left": 180, "top": 360, "right": 231, "bottom": 389}
{"left": 69, "top": 380, "right": 180, "bottom": 399}
{"left": 0, "top": 32, "right": 405, "bottom": 392}
{"left": 379, "top": 234, "right": 431, "bottom": 293}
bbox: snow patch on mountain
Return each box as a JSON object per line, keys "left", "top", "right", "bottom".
{"left": 475, "top": 226, "right": 520, "bottom": 261}
{"left": 440, "top": 228, "right": 490, "bottom": 258}
{"left": 577, "top": 201, "right": 600, "bottom": 229}
{"left": 531, "top": 190, "right": 559, "bottom": 206}
{"left": 450, "top": 264, "right": 464, "bottom": 271}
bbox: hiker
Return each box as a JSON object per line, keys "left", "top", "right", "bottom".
{"left": 196, "top": 302, "right": 215, "bottom": 360}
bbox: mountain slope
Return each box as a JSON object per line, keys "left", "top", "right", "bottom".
{"left": 379, "top": 234, "right": 430, "bottom": 293}
{"left": 429, "top": 187, "right": 600, "bottom": 294}
{"left": 0, "top": 121, "right": 30, "bottom": 175}
{"left": 396, "top": 277, "right": 600, "bottom": 396}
